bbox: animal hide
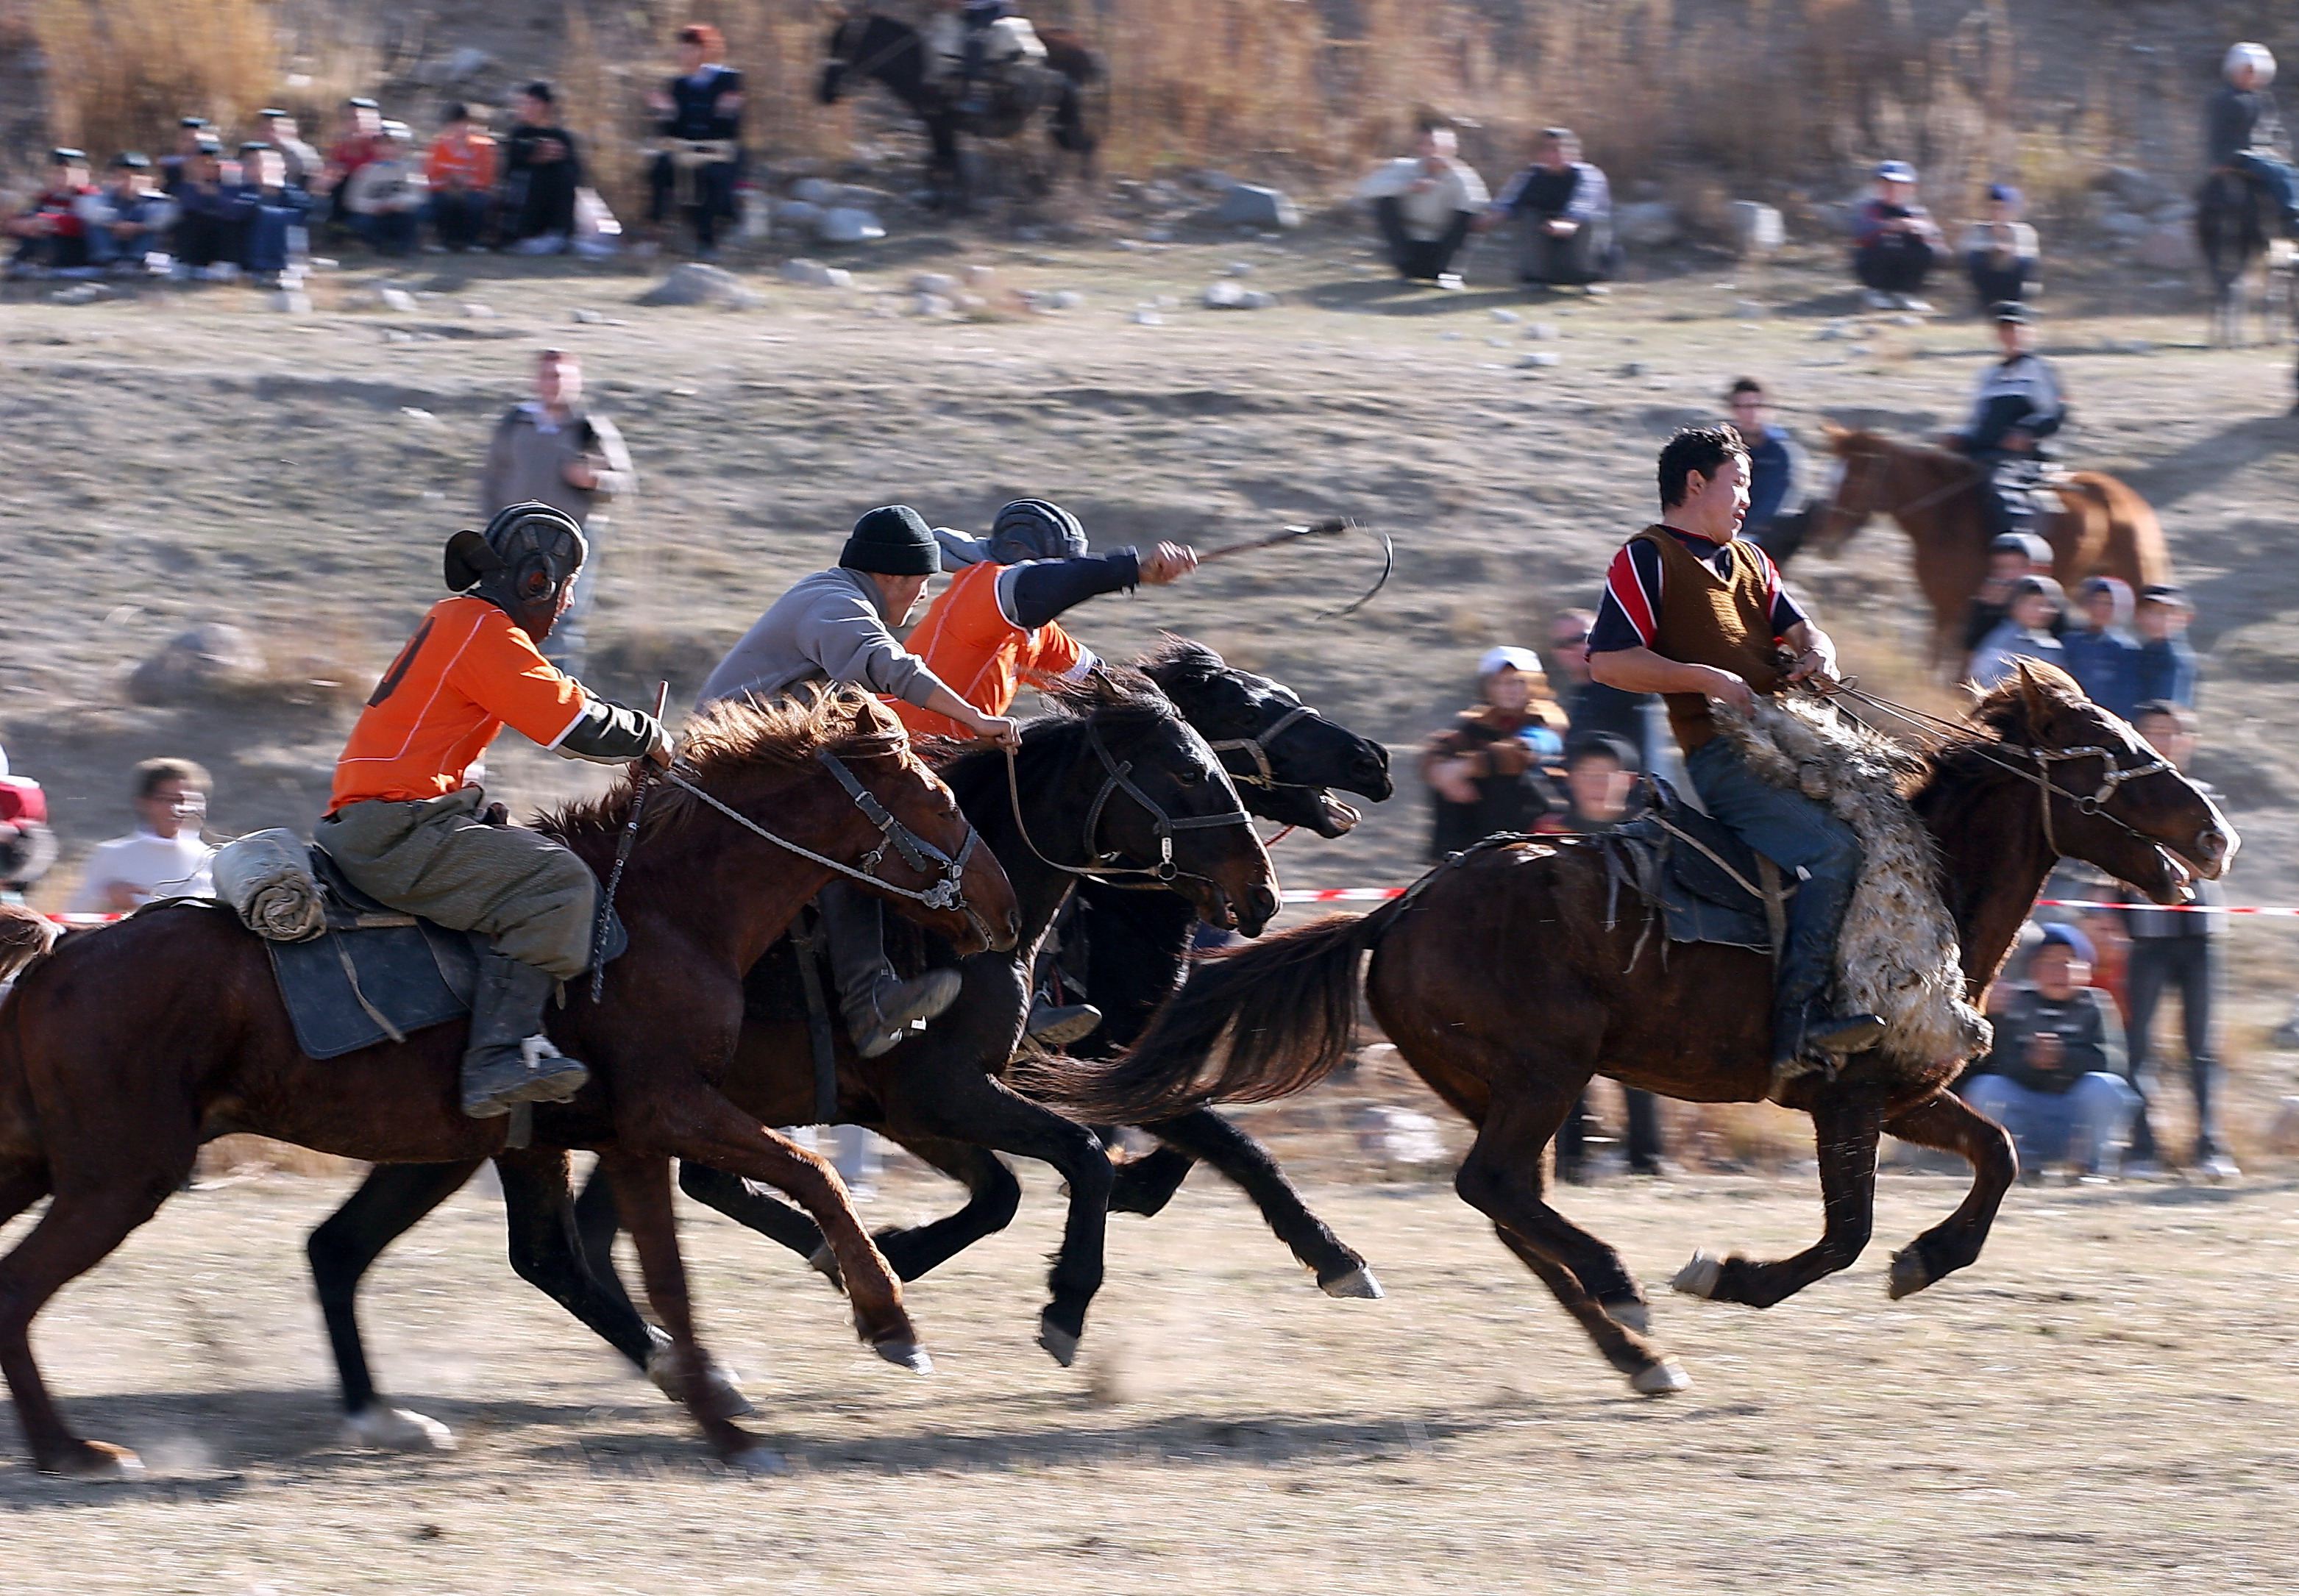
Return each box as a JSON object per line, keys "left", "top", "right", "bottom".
{"left": 1713, "top": 695, "right": 1991, "bottom": 1077}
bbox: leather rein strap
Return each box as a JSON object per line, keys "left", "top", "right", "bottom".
{"left": 1205, "top": 702, "right": 1318, "bottom": 791}
{"left": 1003, "top": 719, "right": 1254, "bottom": 887}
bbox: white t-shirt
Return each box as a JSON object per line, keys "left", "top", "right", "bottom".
{"left": 65, "top": 830, "right": 216, "bottom": 913}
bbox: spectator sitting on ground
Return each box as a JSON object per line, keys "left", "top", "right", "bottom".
{"left": 90, "top": 153, "right": 174, "bottom": 271}
{"left": 1970, "top": 574, "right": 2067, "bottom": 688}
{"left": 254, "top": 108, "right": 321, "bottom": 189}
{"left": 502, "top": 82, "right": 584, "bottom": 254}
{"left": 168, "top": 138, "right": 247, "bottom": 279}
{"left": 1543, "top": 608, "right": 1651, "bottom": 766}
{"left": 1961, "top": 531, "right": 2055, "bottom": 662}
{"left": 157, "top": 115, "right": 211, "bottom": 188}
{"left": 1491, "top": 127, "right": 1614, "bottom": 291}
{"left": 1355, "top": 122, "right": 1489, "bottom": 290}
{"left": 1727, "top": 378, "right": 1802, "bottom": 560}
{"left": 4, "top": 147, "right": 102, "bottom": 279}
{"left": 2209, "top": 42, "right": 2299, "bottom": 237}
{"left": 647, "top": 21, "right": 747, "bottom": 260}
{"left": 1539, "top": 733, "right": 1644, "bottom": 833}
{"left": 341, "top": 122, "right": 427, "bottom": 257}
{"left": 425, "top": 103, "right": 497, "bottom": 253}
{"left": 2134, "top": 584, "right": 2197, "bottom": 707}
{"left": 1850, "top": 160, "right": 1943, "bottom": 311}
{"left": 234, "top": 146, "right": 310, "bottom": 284}
{"left": 1963, "top": 923, "right": 2136, "bottom": 1180}
{"left": 1421, "top": 646, "right": 1565, "bottom": 860}
{"left": 64, "top": 758, "right": 217, "bottom": 914}
{"left": 1961, "top": 183, "right": 2039, "bottom": 312}
{"left": 313, "top": 96, "right": 383, "bottom": 221}
{"left": 480, "top": 349, "right": 633, "bottom": 678}
{"left": 2119, "top": 701, "right": 2236, "bottom": 1183}
{"left": 2061, "top": 575, "right": 2142, "bottom": 721}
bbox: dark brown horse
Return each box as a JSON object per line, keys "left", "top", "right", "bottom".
{"left": 1813, "top": 425, "right": 2172, "bottom": 669}
{"left": 0, "top": 692, "right": 1017, "bottom": 1477}
{"left": 1041, "top": 666, "right": 2234, "bottom": 1395}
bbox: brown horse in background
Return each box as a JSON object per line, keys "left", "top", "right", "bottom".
{"left": 1040, "top": 667, "right": 2233, "bottom": 1397}
{"left": 1813, "top": 425, "right": 2172, "bottom": 670}
{"left": 0, "top": 693, "right": 1017, "bottom": 1477}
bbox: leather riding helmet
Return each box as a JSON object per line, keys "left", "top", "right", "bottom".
{"left": 444, "top": 502, "right": 589, "bottom": 640}
{"left": 987, "top": 498, "right": 1087, "bottom": 565}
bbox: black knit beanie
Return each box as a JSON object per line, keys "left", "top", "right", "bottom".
{"left": 839, "top": 505, "right": 942, "bottom": 576}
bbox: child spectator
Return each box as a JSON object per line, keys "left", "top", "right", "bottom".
{"left": 2133, "top": 585, "right": 2197, "bottom": 708}
{"left": 1959, "top": 183, "right": 2039, "bottom": 312}
{"left": 1961, "top": 531, "right": 2054, "bottom": 660}
{"left": 1850, "top": 160, "right": 1944, "bottom": 311}
{"left": 1541, "top": 733, "right": 1643, "bottom": 834}
{"left": 167, "top": 138, "right": 247, "bottom": 279}
{"left": 1727, "top": 379, "right": 1801, "bottom": 558}
{"left": 341, "top": 122, "right": 428, "bottom": 256}
{"left": 254, "top": 109, "right": 322, "bottom": 188}
{"left": 1969, "top": 574, "right": 2067, "bottom": 688}
{"left": 1962, "top": 924, "right": 2137, "bottom": 1180}
{"left": 2121, "top": 702, "right": 2236, "bottom": 1182}
{"left": 4, "top": 148, "right": 104, "bottom": 279}
{"left": 90, "top": 153, "right": 174, "bottom": 271}
{"left": 235, "top": 147, "right": 311, "bottom": 282}
{"left": 1421, "top": 646, "right": 1564, "bottom": 859}
{"left": 1355, "top": 123, "right": 1489, "bottom": 288}
{"left": 64, "top": 758, "right": 216, "bottom": 913}
{"left": 425, "top": 103, "right": 498, "bottom": 252}
{"left": 2061, "top": 575, "right": 2142, "bottom": 719}
{"left": 502, "top": 82, "right": 584, "bottom": 254}
{"left": 1491, "top": 127, "right": 1615, "bottom": 289}
{"left": 157, "top": 115, "right": 212, "bottom": 188}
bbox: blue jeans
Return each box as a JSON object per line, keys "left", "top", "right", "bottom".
{"left": 1685, "top": 733, "right": 1863, "bottom": 1035}
{"left": 1965, "top": 1072, "right": 2140, "bottom": 1176}
{"left": 2233, "top": 151, "right": 2299, "bottom": 226}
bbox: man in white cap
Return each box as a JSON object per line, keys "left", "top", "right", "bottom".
{"left": 1849, "top": 160, "right": 1942, "bottom": 311}
{"left": 2210, "top": 42, "right": 2299, "bottom": 235}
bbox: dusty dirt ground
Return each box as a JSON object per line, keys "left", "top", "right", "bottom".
{"left": 1, "top": 1161, "right": 2297, "bottom": 1594}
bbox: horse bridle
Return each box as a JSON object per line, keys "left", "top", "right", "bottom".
{"left": 1832, "top": 443, "right": 1983, "bottom": 530}
{"left": 1004, "top": 719, "right": 1254, "bottom": 887}
{"left": 1205, "top": 702, "right": 1321, "bottom": 791}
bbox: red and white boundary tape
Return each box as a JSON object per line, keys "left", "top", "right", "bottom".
{"left": 1272, "top": 890, "right": 2298, "bottom": 916}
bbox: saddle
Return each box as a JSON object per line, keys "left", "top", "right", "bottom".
{"left": 1597, "top": 777, "right": 1791, "bottom": 957}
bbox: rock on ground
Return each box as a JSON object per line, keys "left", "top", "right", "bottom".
{"left": 1217, "top": 184, "right": 1301, "bottom": 230}
{"left": 129, "top": 624, "right": 267, "bottom": 705}
{"left": 817, "top": 208, "right": 885, "bottom": 245}
{"left": 633, "top": 263, "right": 761, "bottom": 310}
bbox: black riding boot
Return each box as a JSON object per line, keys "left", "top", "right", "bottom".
{"left": 1769, "top": 866, "right": 1885, "bottom": 1082}
{"left": 819, "top": 880, "right": 962, "bottom": 1058}
{"left": 461, "top": 951, "right": 590, "bottom": 1118}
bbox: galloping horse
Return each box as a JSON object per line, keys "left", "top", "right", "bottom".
{"left": 1042, "top": 666, "right": 2233, "bottom": 1397}
{"left": 2196, "top": 168, "right": 2295, "bottom": 351}
{"left": 1813, "top": 424, "right": 2171, "bottom": 670}
{"left": 819, "top": 9, "right": 1104, "bottom": 208}
{"left": 0, "top": 693, "right": 1017, "bottom": 1475}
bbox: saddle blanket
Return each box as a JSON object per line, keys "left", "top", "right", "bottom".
{"left": 1600, "top": 779, "right": 1783, "bottom": 956}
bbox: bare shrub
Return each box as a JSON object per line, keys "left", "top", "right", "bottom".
{"left": 31, "top": 0, "right": 277, "bottom": 162}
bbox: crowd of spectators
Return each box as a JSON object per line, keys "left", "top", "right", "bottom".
{"left": 1352, "top": 121, "right": 1618, "bottom": 293}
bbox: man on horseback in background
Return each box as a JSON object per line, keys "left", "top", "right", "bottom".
{"left": 1944, "top": 301, "right": 2065, "bottom": 544}
{"left": 1588, "top": 427, "right": 1886, "bottom": 1080}
{"left": 320, "top": 505, "right": 672, "bottom": 1118}
{"left": 2209, "top": 42, "right": 2299, "bottom": 238}
{"left": 698, "top": 507, "right": 1022, "bottom": 1058}
{"left": 910, "top": 498, "right": 1199, "bottom": 1042}
{"left": 924, "top": 0, "right": 1047, "bottom": 121}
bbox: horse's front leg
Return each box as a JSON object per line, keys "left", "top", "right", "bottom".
{"left": 1876, "top": 1088, "right": 2016, "bottom": 1299}
{"left": 1674, "top": 1083, "right": 1883, "bottom": 1309}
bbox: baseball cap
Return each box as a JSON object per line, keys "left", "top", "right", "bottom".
{"left": 1874, "top": 160, "right": 1918, "bottom": 182}
{"left": 1477, "top": 646, "right": 1544, "bottom": 677}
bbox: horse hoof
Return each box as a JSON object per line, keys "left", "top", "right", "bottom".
{"left": 807, "top": 1243, "right": 848, "bottom": 1294}
{"left": 874, "top": 1339, "right": 935, "bottom": 1375}
{"left": 646, "top": 1347, "right": 760, "bottom": 1419}
{"left": 1671, "top": 1250, "right": 1724, "bottom": 1300}
{"left": 1037, "top": 1318, "right": 1081, "bottom": 1368}
{"left": 43, "top": 1440, "right": 145, "bottom": 1481}
{"left": 1318, "top": 1265, "right": 1385, "bottom": 1300}
{"left": 1605, "top": 1299, "right": 1652, "bottom": 1334}
{"left": 342, "top": 1406, "right": 456, "bottom": 1453}
{"left": 730, "top": 1445, "right": 789, "bottom": 1476}
{"left": 1630, "top": 1360, "right": 1692, "bottom": 1396}
{"left": 1886, "top": 1247, "right": 1933, "bottom": 1301}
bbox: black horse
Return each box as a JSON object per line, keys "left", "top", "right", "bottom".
{"left": 2196, "top": 167, "right": 2296, "bottom": 357}
{"left": 304, "top": 652, "right": 1385, "bottom": 1446}
{"left": 818, "top": 9, "right": 1103, "bottom": 209}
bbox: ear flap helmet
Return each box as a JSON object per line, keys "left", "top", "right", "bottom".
{"left": 444, "top": 502, "right": 588, "bottom": 639}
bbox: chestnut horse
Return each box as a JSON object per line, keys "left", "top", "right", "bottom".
{"left": 1813, "top": 425, "right": 2172, "bottom": 669}
{"left": 1040, "top": 666, "right": 2234, "bottom": 1396}
{"left": 0, "top": 692, "right": 1016, "bottom": 1477}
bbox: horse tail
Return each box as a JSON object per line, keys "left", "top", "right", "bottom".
{"left": 1026, "top": 899, "right": 1409, "bottom": 1121}
{"left": 0, "top": 904, "right": 57, "bottom": 988}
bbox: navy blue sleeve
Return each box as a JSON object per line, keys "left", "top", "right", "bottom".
{"left": 1003, "top": 551, "right": 1143, "bottom": 631}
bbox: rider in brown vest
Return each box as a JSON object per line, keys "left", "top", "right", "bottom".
{"left": 1586, "top": 425, "right": 1886, "bottom": 1077}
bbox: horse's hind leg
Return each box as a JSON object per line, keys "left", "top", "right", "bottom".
{"left": 0, "top": 1177, "right": 180, "bottom": 1477}
{"left": 0, "top": 1161, "right": 49, "bottom": 1228}
{"left": 1876, "top": 1089, "right": 2015, "bottom": 1300}
{"left": 1674, "top": 1084, "right": 1883, "bottom": 1310}
{"left": 1138, "top": 1108, "right": 1380, "bottom": 1298}
{"left": 306, "top": 1159, "right": 481, "bottom": 1452}
{"left": 850, "top": 1132, "right": 1019, "bottom": 1283}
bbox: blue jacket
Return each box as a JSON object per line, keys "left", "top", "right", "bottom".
{"left": 2061, "top": 627, "right": 2141, "bottom": 721}
{"left": 2134, "top": 636, "right": 2196, "bottom": 708}
{"left": 1743, "top": 424, "right": 1796, "bottom": 536}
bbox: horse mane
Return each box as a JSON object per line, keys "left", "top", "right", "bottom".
{"left": 935, "top": 666, "right": 1181, "bottom": 808}
{"left": 1912, "top": 660, "right": 2091, "bottom": 791}
{"left": 1826, "top": 424, "right": 1969, "bottom": 479}
{"left": 544, "top": 687, "right": 909, "bottom": 844}
{"left": 1137, "top": 634, "right": 1229, "bottom": 687}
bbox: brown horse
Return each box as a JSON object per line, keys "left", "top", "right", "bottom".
{"left": 1041, "top": 666, "right": 2233, "bottom": 1395}
{"left": 0, "top": 691, "right": 1017, "bottom": 1477}
{"left": 1813, "top": 425, "right": 2172, "bottom": 669}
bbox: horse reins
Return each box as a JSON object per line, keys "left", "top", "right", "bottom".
{"left": 1001, "top": 720, "right": 1254, "bottom": 888}
{"left": 1837, "top": 447, "right": 1984, "bottom": 526}
{"left": 1205, "top": 703, "right": 1319, "bottom": 791}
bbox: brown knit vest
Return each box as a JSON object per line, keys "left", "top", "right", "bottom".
{"left": 1630, "top": 525, "right": 1785, "bottom": 750}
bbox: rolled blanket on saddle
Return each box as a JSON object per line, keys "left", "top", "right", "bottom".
{"left": 210, "top": 827, "right": 328, "bottom": 943}
{"left": 1713, "top": 694, "right": 1991, "bottom": 1070}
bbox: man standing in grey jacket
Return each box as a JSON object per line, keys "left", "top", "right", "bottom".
{"left": 480, "top": 349, "right": 633, "bottom": 678}
{"left": 702, "top": 505, "right": 1020, "bottom": 1056}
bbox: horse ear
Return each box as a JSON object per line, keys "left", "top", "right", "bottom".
{"left": 1819, "top": 419, "right": 1847, "bottom": 442}
{"left": 2014, "top": 658, "right": 2054, "bottom": 732}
